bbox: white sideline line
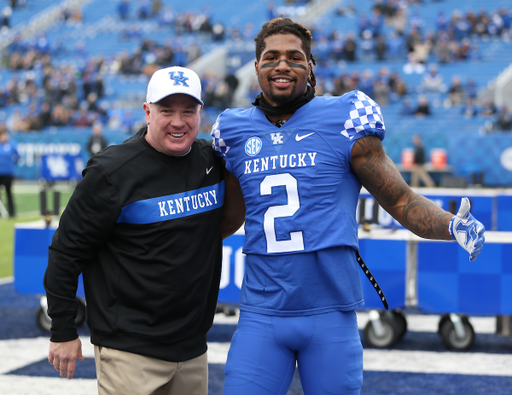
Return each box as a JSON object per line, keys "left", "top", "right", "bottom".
{"left": 356, "top": 312, "right": 497, "bottom": 334}
{"left": 0, "top": 277, "right": 14, "bottom": 285}
{"left": 363, "top": 349, "right": 512, "bottom": 376}
{"left": 3, "top": 338, "right": 511, "bottom": 378}
{"left": 0, "top": 336, "right": 94, "bottom": 375}
{"left": 0, "top": 376, "right": 97, "bottom": 395}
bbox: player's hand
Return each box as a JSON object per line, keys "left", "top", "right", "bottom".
{"left": 448, "top": 197, "right": 485, "bottom": 261}
{"left": 48, "top": 338, "right": 84, "bottom": 379}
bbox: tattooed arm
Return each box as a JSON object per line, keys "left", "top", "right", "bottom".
{"left": 351, "top": 135, "right": 453, "bottom": 240}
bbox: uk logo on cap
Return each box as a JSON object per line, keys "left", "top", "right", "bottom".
{"left": 169, "top": 71, "right": 189, "bottom": 87}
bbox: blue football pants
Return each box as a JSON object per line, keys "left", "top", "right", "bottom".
{"left": 223, "top": 310, "right": 363, "bottom": 395}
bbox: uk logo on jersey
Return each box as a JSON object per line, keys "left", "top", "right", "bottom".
{"left": 245, "top": 137, "right": 262, "bottom": 156}
{"left": 270, "top": 132, "right": 284, "bottom": 145}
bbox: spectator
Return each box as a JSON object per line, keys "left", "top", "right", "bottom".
{"left": 0, "top": 124, "right": 19, "bottom": 217}
{"left": 357, "top": 12, "right": 370, "bottom": 37}
{"left": 374, "top": 34, "right": 387, "bottom": 60}
{"left": 414, "top": 95, "right": 431, "bottom": 117}
{"left": 465, "top": 78, "right": 478, "bottom": 100}
{"left": 6, "top": 107, "right": 27, "bottom": 132}
{"left": 373, "top": 77, "right": 390, "bottom": 106}
{"left": 87, "top": 122, "right": 108, "bottom": 156}
{"left": 400, "top": 96, "right": 415, "bottom": 115}
{"left": 445, "top": 75, "right": 465, "bottom": 108}
{"left": 411, "top": 134, "right": 435, "bottom": 188}
{"left": 368, "top": 8, "right": 384, "bottom": 36}
{"left": 212, "top": 80, "right": 231, "bottom": 110}
{"left": 1, "top": 6, "right": 11, "bottom": 31}
{"left": 117, "top": 0, "right": 130, "bottom": 20}
{"left": 360, "top": 30, "right": 374, "bottom": 61}
{"left": 37, "top": 102, "right": 53, "bottom": 128}
{"left": 358, "top": 69, "right": 374, "bottom": 97}
{"left": 151, "top": 0, "right": 162, "bottom": 17}
{"left": 410, "top": 11, "right": 425, "bottom": 33}
{"left": 403, "top": 52, "right": 425, "bottom": 75}
{"left": 158, "top": 5, "right": 174, "bottom": 27}
{"left": 456, "top": 37, "right": 472, "bottom": 60}
{"left": 224, "top": 73, "right": 239, "bottom": 105}
{"left": 413, "top": 36, "right": 433, "bottom": 64}
{"left": 422, "top": 64, "right": 446, "bottom": 93}
{"left": 494, "top": 105, "right": 512, "bottom": 131}
{"left": 436, "top": 10, "right": 450, "bottom": 33}
{"left": 211, "top": 23, "right": 225, "bottom": 41}
{"left": 72, "top": 106, "right": 93, "bottom": 127}
{"left": 138, "top": 0, "right": 151, "bottom": 19}
{"left": 120, "top": 108, "right": 137, "bottom": 133}
{"left": 51, "top": 104, "right": 72, "bottom": 126}
{"left": 452, "top": 10, "right": 472, "bottom": 40}
{"left": 480, "top": 96, "right": 497, "bottom": 118}
{"left": 387, "top": 30, "right": 405, "bottom": 59}
{"left": 461, "top": 97, "right": 479, "bottom": 118}
{"left": 388, "top": 8, "right": 407, "bottom": 35}
{"left": 26, "top": 102, "right": 43, "bottom": 131}
{"left": 342, "top": 32, "right": 357, "bottom": 61}
{"left": 267, "top": 1, "right": 277, "bottom": 20}
{"left": 434, "top": 38, "right": 452, "bottom": 63}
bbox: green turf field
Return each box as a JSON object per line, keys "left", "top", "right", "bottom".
{"left": 0, "top": 182, "right": 74, "bottom": 279}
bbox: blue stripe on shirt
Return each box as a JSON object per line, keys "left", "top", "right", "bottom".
{"left": 117, "top": 180, "right": 225, "bottom": 224}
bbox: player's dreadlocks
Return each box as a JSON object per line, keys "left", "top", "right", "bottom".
{"left": 254, "top": 17, "right": 317, "bottom": 89}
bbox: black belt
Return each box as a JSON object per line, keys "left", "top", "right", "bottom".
{"left": 356, "top": 251, "right": 389, "bottom": 310}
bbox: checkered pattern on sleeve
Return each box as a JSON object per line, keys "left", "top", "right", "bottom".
{"left": 340, "top": 91, "right": 386, "bottom": 139}
{"left": 211, "top": 121, "right": 230, "bottom": 157}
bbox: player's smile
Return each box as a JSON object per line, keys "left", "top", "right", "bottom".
{"left": 270, "top": 75, "right": 296, "bottom": 89}
{"left": 255, "top": 34, "right": 310, "bottom": 107}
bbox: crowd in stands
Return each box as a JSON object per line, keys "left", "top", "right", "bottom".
{"left": 305, "top": 1, "right": 512, "bottom": 132}
{"left": 0, "top": 0, "right": 511, "bottom": 135}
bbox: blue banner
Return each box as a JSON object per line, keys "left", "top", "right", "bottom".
{"left": 11, "top": 130, "right": 130, "bottom": 180}
{"left": 40, "top": 154, "right": 85, "bottom": 181}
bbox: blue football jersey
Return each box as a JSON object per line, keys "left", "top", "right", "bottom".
{"left": 212, "top": 90, "right": 386, "bottom": 314}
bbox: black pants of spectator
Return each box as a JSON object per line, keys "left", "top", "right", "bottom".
{"left": 0, "top": 175, "right": 15, "bottom": 217}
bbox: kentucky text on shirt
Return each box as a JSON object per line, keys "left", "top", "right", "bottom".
{"left": 244, "top": 152, "right": 317, "bottom": 174}
{"left": 116, "top": 181, "right": 225, "bottom": 224}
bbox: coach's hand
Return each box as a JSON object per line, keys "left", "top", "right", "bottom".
{"left": 48, "top": 338, "right": 84, "bottom": 380}
{"left": 448, "top": 197, "right": 485, "bottom": 261}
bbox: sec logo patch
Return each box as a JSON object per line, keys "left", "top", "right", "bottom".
{"left": 245, "top": 137, "right": 262, "bottom": 156}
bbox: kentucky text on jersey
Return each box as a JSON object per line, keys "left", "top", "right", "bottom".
{"left": 244, "top": 152, "right": 317, "bottom": 174}
{"left": 117, "top": 181, "right": 225, "bottom": 224}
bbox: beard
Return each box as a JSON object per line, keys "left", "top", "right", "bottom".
{"left": 259, "top": 75, "right": 302, "bottom": 107}
{"left": 265, "top": 85, "right": 301, "bottom": 107}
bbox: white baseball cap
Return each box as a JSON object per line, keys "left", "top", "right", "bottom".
{"left": 146, "top": 66, "right": 204, "bottom": 105}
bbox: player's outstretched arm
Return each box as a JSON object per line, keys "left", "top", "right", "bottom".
{"left": 351, "top": 135, "right": 452, "bottom": 239}
{"left": 350, "top": 135, "right": 485, "bottom": 260}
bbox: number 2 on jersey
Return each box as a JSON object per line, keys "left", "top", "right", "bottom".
{"left": 260, "top": 173, "right": 304, "bottom": 253}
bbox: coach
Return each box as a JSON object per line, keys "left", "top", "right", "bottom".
{"left": 43, "top": 66, "right": 245, "bottom": 394}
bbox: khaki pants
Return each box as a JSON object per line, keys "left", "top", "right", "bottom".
{"left": 411, "top": 165, "right": 435, "bottom": 187}
{"left": 94, "top": 346, "right": 207, "bottom": 395}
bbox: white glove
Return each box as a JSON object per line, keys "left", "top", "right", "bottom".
{"left": 448, "top": 197, "right": 485, "bottom": 261}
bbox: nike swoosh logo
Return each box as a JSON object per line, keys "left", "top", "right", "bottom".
{"left": 295, "top": 132, "right": 314, "bottom": 141}
{"left": 206, "top": 166, "right": 214, "bottom": 174}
